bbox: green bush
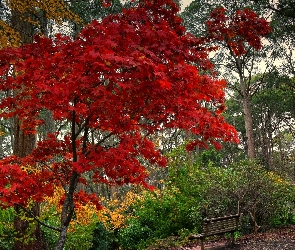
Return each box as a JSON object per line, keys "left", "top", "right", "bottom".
{"left": 90, "top": 222, "right": 116, "bottom": 250}
{"left": 118, "top": 150, "right": 206, "bottom": 250}
{"left": 0, "top": 208, "right": 15, "bottom": 250}
{"left": 202, "top": 160, "right": 295, "bottom": 232}
{"left": 119, "top": 219, "right": 153, "bottom": 250}
{"left": 118, "top": 186, "right": 203, "bottom": 250}
{"left": 65, "top": 222, "right": 97, "bottom": 250}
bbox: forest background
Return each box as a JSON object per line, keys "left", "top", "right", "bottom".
{"left": 0, "top": 0, "right": 295, "bottom": 250}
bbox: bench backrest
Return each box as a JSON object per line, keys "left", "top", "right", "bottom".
{"left": 202, "top": 214, "right": 240, "bottom": 237}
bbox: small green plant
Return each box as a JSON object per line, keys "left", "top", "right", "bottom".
{"left": 145, "top": 236, "right": 180, "bottom": 250}
{"left": 178, "top": 228, "right": 191, "bottom": 240}
{"left": 0, "top": 207, "right": 15, "bottom": 250}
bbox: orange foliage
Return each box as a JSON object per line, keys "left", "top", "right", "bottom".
{"left": 42, "top": 186, "right": 142, "bottom": 231}
{"left": 1, "top": 0, "right": 82, "bottom": 48}
{"left": 101, "top": 191, "right": 143, "bottom": 230}
{"left": 0, "top": 20, "right": 22, "bottom": 48}
{"left": 5, "top": 0, "right": 82, "bottom": 24}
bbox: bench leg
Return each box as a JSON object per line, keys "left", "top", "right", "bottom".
{"left": 231, "top": 232, "right": 235, "bottom": 245}
{"left": 201, "top": 238, "right": 204, "bottom": 250}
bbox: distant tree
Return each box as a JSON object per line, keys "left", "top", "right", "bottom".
{"left": 182, "top": 1, "right": 272, "bottom": 159}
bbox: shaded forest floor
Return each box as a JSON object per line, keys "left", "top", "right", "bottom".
{"left": 176, "top": 225, "right": 295, "bottom": 250}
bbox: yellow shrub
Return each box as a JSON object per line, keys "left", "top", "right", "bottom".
{"left": 41, "top": 186, "right": 143, "bottom": 232}
{"left": 101, "top": 191, "right": 143, "bottom": 230}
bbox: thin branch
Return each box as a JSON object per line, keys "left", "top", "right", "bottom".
{"left": 84, "top": 132, "right": 114, "bottom": 156}
{"left": 17, "top": 204, "right": 61, "bottom": 232}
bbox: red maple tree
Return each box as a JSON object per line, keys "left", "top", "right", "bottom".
{"left": 0, "top": 1, "right": 239, "bottom": 248}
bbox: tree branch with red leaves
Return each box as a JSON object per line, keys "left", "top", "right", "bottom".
{"left": 0, "top": 1, "right": 239, "bottom": 249}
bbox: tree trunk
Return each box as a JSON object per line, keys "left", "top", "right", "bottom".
{"left": 242, "top": 94, "right": 255, "bottom": 159}
{"left": 249, "top": 210, "right": 261, "bottom": 234}
{"left": 237, "top": 57, "right": 255, "bottom": 159}
{"left": 13, "top": 118, "right": 36, "bottom": 157}
{"left": 55, "top": 115, "right": 80, "bottom": 250}
{"left": 55, "top": 172, "right": 79, "bottom": 250}
{"left": 13, "top": 204, "right": 43, "bottom": 250}
{"left": 55, "top": 225, "right": 69, "bottom": 250}
{"left": 11, "top": 9, "right": 44, "bottom": 250}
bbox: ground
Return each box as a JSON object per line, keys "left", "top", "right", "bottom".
{"left": 177, "top": 225, "right": 295, "bottom": 250}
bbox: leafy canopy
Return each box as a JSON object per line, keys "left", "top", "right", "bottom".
{"left": 0, "top": 0, "right": 238, "bottom": 209}
{"left": 206, "top": 7, "right": 272, "bottom": 56}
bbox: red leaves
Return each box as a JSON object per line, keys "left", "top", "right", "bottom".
{"left": 0, "top": 158, "right": 55, "bottom": 207}
{"left": 206, "top": 7, "right": 272, "bottom": 56}
{"left": 0, "top": 0, "right": 240, "bottom": 210}
{"left": 74, "top": 190, "right": 102, "bottom": 210}
{"left": 186, "top": 141, "right": 209, "bottom": 151}
{"left": 101, "top": 0, "right": 111, "bottom": 8}
{"left": 158, "top": 80, "right": 172, "bottom": 90}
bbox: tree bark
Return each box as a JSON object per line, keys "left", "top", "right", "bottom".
{"left": 55, "top": 172, "right": 79, "bottom": 250}
{"left": 237, "top": 57, "right": 256, "bottom": 159}
{"left": 55, "top": 113, "right": 80, "bottom": 250}
{"left": 242, "top": 94, "right": 255, "bottom": 159}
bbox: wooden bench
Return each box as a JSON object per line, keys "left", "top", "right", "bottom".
{"left": 189, "top": 214, "right": 241, "bottom": 250}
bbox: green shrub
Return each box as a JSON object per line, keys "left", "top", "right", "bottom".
{"left": 0, "top": 208, "right": 15, "bottom": 250}
{"left": 90, "top": 222, "right": 116, "bottom": 250}
{"left": 119, "top": 219, "right": 153, "bottom": 250}
{"left": 118, "top": 157, "right": 205, "bottom": 249}
{"left": 118, "top": 186, "right": 203, "bottom": 249}
{"left": 202, "top": 160, "right": 295, "bottom": 232}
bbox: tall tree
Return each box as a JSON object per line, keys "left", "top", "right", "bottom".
{"left": 251, "top": 74, "right": 295, "bottom": 170}
{"left": 10, "top": 8, "right": 43, "bottom": 250}
{"left": 0, "top": 1, "right": 81, "bottom": 249}
{"left": 182, "top": 1, "right": 272, "bottom": 159}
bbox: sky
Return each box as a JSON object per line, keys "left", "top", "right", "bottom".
{"left": 181, "top": 0, "right": 193, "bottom": 10}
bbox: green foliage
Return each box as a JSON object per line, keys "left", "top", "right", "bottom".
{"left": 199, "top": 147, "right": 222, "bottom": 167}
{"left": 69, "top": 0, "right": 123, "bottom": 25}
{"left": 0, "top": 207, "right": 15, "bottom": 250}
{"left": 118, "top": 148, "right": 205, "bottom": 249}
{"left": 90, "top": 222, "right": 116, "bottom": 250}
{"left": 242, "top": 161, "right": 295, "bottom": 228}
{"left": 119, "top": 219, "right": 153, "bottom": 250}
{"left": 118, "top": 184, "right": 203, "bottom": 249}
{"left": 42, "top": 220, "right": 97, "bottom": 250}
{"left": 201, "top": 160, "right": 295, "bottom": 231}
{"left": 41, "top": 204, "right": 98, "bottom": 250}
{"left": 65, "top": 223, "right": 97, "bottom": 250}
{"left": 119, "top": 145, "right": 295, "bottom": 249}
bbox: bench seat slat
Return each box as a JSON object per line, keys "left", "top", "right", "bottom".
{"left": 204, "top": 218, "right": 238, "bottom": 232}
